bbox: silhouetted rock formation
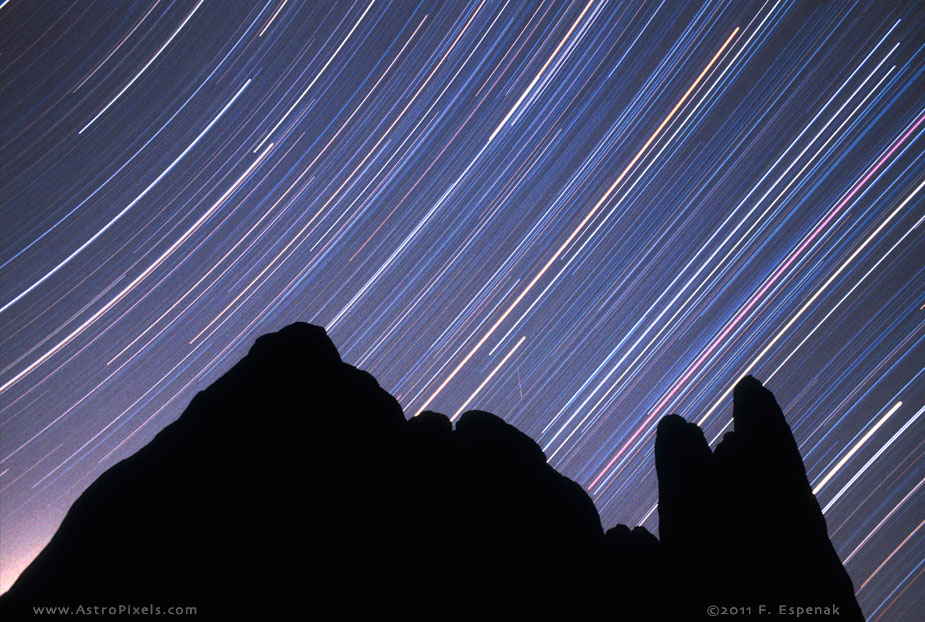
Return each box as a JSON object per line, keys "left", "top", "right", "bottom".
{"left": 0, "top": 323, "right": 863, "bottom": 620}
{"left": 657, "top": 377, "right": 863, "bottom": 619}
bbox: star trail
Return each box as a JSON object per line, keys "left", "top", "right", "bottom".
{"left": 0, "top": 1, "right": 922, "bottom": 618}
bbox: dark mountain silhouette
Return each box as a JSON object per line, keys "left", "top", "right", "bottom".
{"left": 0, "top": 323, "right": 863, "bottom": 620}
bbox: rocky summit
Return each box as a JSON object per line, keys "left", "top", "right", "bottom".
{"left": 0, "top": 323, "right": 864, "bottom": 620}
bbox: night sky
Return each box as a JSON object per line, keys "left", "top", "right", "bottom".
{"left": 1, "top": 0, "right": 923, "bottom": 617}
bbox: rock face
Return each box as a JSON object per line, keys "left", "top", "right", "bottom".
{"left": 656, "top": 377, "right": 864, "bottom": 619}
{"left": 0, "top": 323, "right": 863, "bottom": 620}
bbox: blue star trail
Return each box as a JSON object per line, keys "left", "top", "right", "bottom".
{"left": 0, "top": 2, "right": 922, "bottom": 618}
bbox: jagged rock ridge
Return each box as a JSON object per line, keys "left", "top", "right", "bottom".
{"left": 0, "top": 323, "right": 863, "bottom": 620}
